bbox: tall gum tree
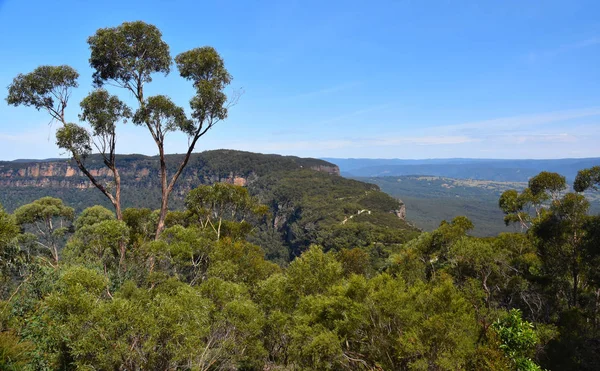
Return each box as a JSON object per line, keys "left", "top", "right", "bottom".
{"left": 6, "top": 67, "right": 129, "bottom": 223}
{"left": 574, "top": 166, "right": 600, "bottom": 193}
{"left": 87, "top": 21, "right": 237, "bottom": 238}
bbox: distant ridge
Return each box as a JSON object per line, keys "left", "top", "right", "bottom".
{"left": 323, "top": 157, "right": 600, "bottom": 182}
{"left": 0, "top": 149, "right": 339, "bottom": 212}
{"left": 11, "top": 158, "right": 66, "bottom": 163}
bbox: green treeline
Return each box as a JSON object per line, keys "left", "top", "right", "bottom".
{"left": 0, "top": 150, "right": 335, "bottom": 214}
{"left": 1, "top": 167, "right": 600, "bottom": 370}
{"left": 1, "top": 165, "right": 419, "bottom": 265}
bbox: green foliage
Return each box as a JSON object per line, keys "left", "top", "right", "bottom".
{"left": 0, "top": 330, "right": 34, "bottom": 370}
{"left": 0, "top": 204, "right": 19, "bottom": 250}
{"left": 286, "top": 245, "right": 343, "bottom": 297}
{"left": 55, "top": 123, "right": 92, "bottom": 159}
{"left": 79, "top": 89, "right": 131, "bottom": 135}
{"left": 175, "top": 46, "right": 232, "bottom": 124}
{"left": 493, "top": 309, "right": 543, "bottom": 371}
{"left": 76, "top": 89, "right": 131, "bottom": 163}
{"left": 574, "top": 166, "right": 600, "bottom": 192}
{"left": 528, "top": 171, "right": 566, "bottom": 200}
{"left": 13, "top": 197, "right": 74, "bottom": 265}
{"left": 496, "top": 170, "right": 600, "bottom": 370}
{"left": 6, "top": 65, "right": 79, "bottom": 119}
{"left": 251, "top": 169, "right": 418, "bottom": 258}
{"left": 13, "top": 197, "right": 74, "bottom": 226}
{"left": 122, "top": 207, "right": 158, "bottom": 248}
{"left": 0, "top": 204, "right": 21, "bottom": 295}
{"left": 133, "top": 95, "right": 192, "bottom": 136}
{"left": 499, "top": 188, "right": 536, "bottom": 228}
{"left": 338, "top": 248, "right": 370, "bottom": 276}
{"left": 64, "top": 219, "right": 129, "bottom": 269}
{"left": 73, "top": 205, "right": 115, "bottom": 230}
{"left": 87, "top": 21, "right": 171, "bottom": 89}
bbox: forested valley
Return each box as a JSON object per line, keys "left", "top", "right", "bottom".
{"left": 2, "top": 162, "right": 600, "bottom": 370}
{"left": 2, "top": 20, "right": 600, "bottom": 371}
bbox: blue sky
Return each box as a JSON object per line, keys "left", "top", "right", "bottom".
{"left": 1, "top": 0, "right": 599, "bottom": 160}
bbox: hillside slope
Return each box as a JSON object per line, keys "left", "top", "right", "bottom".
{"left": 0, "top": 150, "right": 417, "bottom": 262}
{"left": 0, "top": 150, "right": 337, "bottom": 211}
{"left": 362, "top": 175, "right": 600, "bottom": 237}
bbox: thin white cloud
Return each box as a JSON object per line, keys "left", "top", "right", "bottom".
{"left": 495, "top": 133, "right": 578, "bottom": 144}
{"left": 0, "top": 124, "right": 54, "bottom": 144}
{"left": 225, "top": 135, "right": 477, "bottom": 154}
{"left": 0, "top": 124, "right": 60, "bottom": 160}
{"left": 249, "top": 139, "right": 356, "bottom": 152}
{"left": 571, "top": 37, "right": 600, "bottom": 49}
{"left": 373, "top": 135, "right": 478, "bottom": 146}
{"left": 528, "top": 36, "right": 600, "bottom": 62}
{"left": 225, "top": 107, "right": 599, "bottom": 156}
{"left": 288, "top": 82, "right": 360, "bottom": 100}
{"left": 315, "top": 103, "right": 394, "bottom": 125}
{"left": 440, "top": 107, "right": 600, "bottom": 133}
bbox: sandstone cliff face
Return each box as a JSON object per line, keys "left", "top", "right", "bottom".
{"left": 0, "top": 165, "right": 252, "bottom": 190}
{"left": 0, "top": 152, "right": 340, "bottom": 190}
{"left": 393, "top": 204, "right": 406, "bottom": 220}
{"left": 0, "top": 162, "right": 147, "bottom": 180}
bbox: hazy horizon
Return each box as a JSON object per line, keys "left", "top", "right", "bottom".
{"left": 1, "top": 149, "right": 600, "bottom": 163}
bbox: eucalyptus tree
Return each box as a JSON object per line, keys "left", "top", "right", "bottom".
{"left": 528, "top": 171, "right": 567, "bottom": 202}
{"left": 75, "top": 89, "right": 131, "bottom": 219}
{"left": 87, "top": 21, "right": 236, "bottom": 238}
{"left": 13, "top": 197, "right": 74, "bottom": 266}
{"left": 499, "top": 170, "right": 592, "bottom": 309}
{"left": 0, "top": 203, "right": 20, "bottom": 282}
{"left": 499, "top": 171, "right": 567, "bottom": 230}
{"left": 533, "top": 192, "right": 591, "bottom": 308}
{"left": 574, "top": 166, "right": 600, "bottom": 192}
{"left": 185, "top": 183, "right": 268, "bottom": 241}
{"left": 7, "top": 21, "right": 235, "bottom": 240}
{"left": 6, "top": 68, "right": 130, "bottom": 221}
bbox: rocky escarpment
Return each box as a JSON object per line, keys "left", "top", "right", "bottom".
{"left": 0, "top": 162, "right": 252, "bottom": 189}
{"left": 393, "top": 204, "right": 406, "bottom": 220}
{"left": 0, "top": 150, "right": 340, "bottom": 192}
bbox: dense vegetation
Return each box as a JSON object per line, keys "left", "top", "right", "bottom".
{"left": 0, "top": 150, "right": 337, "bottom": 213}
{"left": 0, "top": 151, "right": 415, "bottom": 264}
{"left": 360, "top": 176, "right": 600, "bottom": 237}
{"left": 356, "top": 176, "right": 520, "bottom": 236}
{"left": 1, "top": 165, "right": 600, "bottom": 370}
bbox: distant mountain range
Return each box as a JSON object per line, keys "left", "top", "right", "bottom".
{"left": 322, "top": 157, "right": 600, "bottom": 182}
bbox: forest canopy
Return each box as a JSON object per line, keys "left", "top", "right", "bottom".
{"left": 1, "top": 164, "right": 599, "bottom": 369}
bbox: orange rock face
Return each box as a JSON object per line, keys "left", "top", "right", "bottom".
{"left": 39, "top": 164, "right": 54, "bottom": 177}
{"left": 66, "top": 166, "right": 78, "bottom": 177}
{"left": 233, "top": 176, "right": 247, "bottom": 186}
{"left": 28, "top": 165, "right": 40, "bottom": 177}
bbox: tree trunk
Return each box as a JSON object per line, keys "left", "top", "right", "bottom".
{"left": 156, "top": 196, "right": 169, "bottom": 240}
{"left": 112, "top": 166, "right": 126, "bottom": 268}
{"left": 155, "top": 143, "right": 169, "bottom": 239}
{"left": 571, "top": 264, "right": 579, "bottom": 308}
{"left": 113, "top": 166, "right": 123, "bottom": 221}
{"left": 155, "top": 133, "right": 203, "bottom": 238}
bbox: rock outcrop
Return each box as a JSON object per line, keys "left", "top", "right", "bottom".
{"left": 393, "top": 204, "right": 406, "bottom": 220}
{"left": 0, "top": 150, "right": 340, "bottom": 191}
